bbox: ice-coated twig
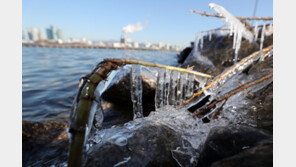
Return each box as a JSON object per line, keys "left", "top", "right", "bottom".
{"left": 183, "top": 45, "right": 273, "bottom": 105}
{"left": 192, "top": 72, "right": 273, "bottom": 118}
{"left": 190, "top": 9, "right": 273, "bottom": 20}
{"left": 105, "top": 59, "right": 213, "bottom": 78}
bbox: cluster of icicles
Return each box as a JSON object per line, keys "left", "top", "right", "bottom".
{"left": 130, "top": 65, "right": 206, "bottom": 120}
{"left": 194, "top": 3, "right": 273, "bottom": 62}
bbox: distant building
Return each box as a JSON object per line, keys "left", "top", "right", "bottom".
{"left": 120, "top": 33, "right": 127, "bottom": 44}
{"left": 22, "top": 29, "right": 29, "bottom": 41}
{"left": 38, "top": 28, "right": 46, "bottom": 40}
{"left": 133, "top": 42, "right": 139, "bottom": 48}
{"left": 57, "top": 29, "right": 63, "bottom": 40}
{"left": 28, "top": 28, "right": 39, "bottom": 41}
{"left": 46, "top": 25, "right": 58, "bottom": 40}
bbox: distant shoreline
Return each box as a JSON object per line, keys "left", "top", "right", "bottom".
{"left": 22, "top": 43, "right": 179, "bottom": 53}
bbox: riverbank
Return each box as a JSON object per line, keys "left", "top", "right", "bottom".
{"left": 22, "top": 42, "right": 179, "bottom": 53}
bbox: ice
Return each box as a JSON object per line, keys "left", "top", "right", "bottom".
{"left": 209, "top": 3, "right": 254, "bottom": 62}
{"left": 209, "top": 3, "right": 253, "bottom": 42}
{"left": 260, "top": 23, "right": 266, "bottom": 50}
{"left": 200, "top": 36, "right": 204, "bottom": 50}
{"left": 209, "top": 31, "right": 212, "bottom": 41}
{"left": 194, "top": 33, "right": 199, "bottom": 53}
{"left": 176, "top": 72, "right": 183, "bottom": 105}
{"left": 130, "top": 65, "right": 144, "bottom": 119}
{"left": 185, "top": 74, "right": 195, "bottom": 99}
{"left": 113, "top": 157, "right": 131, "bottom": 167}
{"left": 155, "top": 70, "right": 197, "bottom": 108}
{"left": 208, "top": 49, "right": 266, "bottom": 94}
{"left": 254, "top": 21, "right": 259, "bottom": 41}
{"left": 266, "top": 22, "right": 273, "bottom": 36}
{"left": 155, "top": 69, "right": 165, "bottom": 110}
{"left": 169, "top": 71, "right": 178, "bottom": 106}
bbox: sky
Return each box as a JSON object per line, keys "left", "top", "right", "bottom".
{"left": 22, "top": 0, "right": 273, "bottom": 47}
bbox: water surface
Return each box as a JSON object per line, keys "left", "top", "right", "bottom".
{"left": 22, "top": 47, "right": 178, "bottom": 121}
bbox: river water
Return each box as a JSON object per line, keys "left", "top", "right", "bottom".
{"left": 22, "top": 47, "right": 178, "bottom": 121}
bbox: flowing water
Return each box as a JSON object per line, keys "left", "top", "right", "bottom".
{"left": 22, "top": 47, "right": 178, "bottom": 121}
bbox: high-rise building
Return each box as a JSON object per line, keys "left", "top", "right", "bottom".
{"left": 22, "top": 29, "right": 29, "bottom": 41}
{"left": 28, "top": 28, "right": 39, "bottom": 41}
{"left": 57, "top": 29, "right": 63, "bottom": 40}
{"left": 38, "top": 28, "right": 46, "bottom": 40}
{"left": 46, "top": 25, "right": 58, "bottom": 40}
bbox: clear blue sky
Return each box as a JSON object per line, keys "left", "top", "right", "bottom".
{"left": 23, "top": 0, "right": 273, "bottom": 46}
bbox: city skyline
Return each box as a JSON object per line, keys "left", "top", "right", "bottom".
{"left": 23, "top": 0, "right": 273, "bottom": 47}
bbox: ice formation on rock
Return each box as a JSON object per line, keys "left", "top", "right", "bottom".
{"left": 209, "top": 3, "right": 254, "bottom": 62}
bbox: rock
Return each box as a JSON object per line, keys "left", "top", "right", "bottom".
{"left": 85, "top": 122, "right": 183, "bottom": 167}
{"left": 177, "top": 42, "right": 194, "bottom": 64}
{"left": 211, "top": 140, "right": 272, "bottom": 167}
{"left": 22, "top": 120, "right": 68, "bottom": 166}
{"left": 101, "top": 67, "right": 156, "bottom": 118}
{"left": 198, "top": 125, "right": 272, "bottom": 167}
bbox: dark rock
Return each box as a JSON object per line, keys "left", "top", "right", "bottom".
{"left": 177, "top": 42, "right": 194, "bottom": 64}
{"left": 211, "top": 140, "right": 272, "bottom": 167}
{"left": 198, "top": 125, "right": 272, "bottom": 167}
{"left": 85, "top": 122, "right": 184, "bottom": 167}
{"left": 101, "top": 67, "right": 156, "bottom": 118}
{"left": 22, "top": 120, "right": 68, "bottom": 166}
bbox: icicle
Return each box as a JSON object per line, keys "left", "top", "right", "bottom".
{"left": 194, "top": 33, "right": 199, "bottom": 53}
{"left": 254, "top": 21, "right": 259, "bottom": 41}
{"left": 234, "top": 29, "right": 243, "bottom": 62}
{"left": 176, "top": 72, "right": 182, "bottom": 105}
{"left": 181, "top": 73, "right": 188, "bottom": 103}
{"left": 229, "top": 22, "right": 233, "bottom": 36}
{"left": 162, "top": 69, "right": 169, "bottom": 106}
{"left": 266, "top": 22, "right": 273, "bottom": 36}
{"left": 167, "top": 70, "right": 173, "bottom": 105}
{"left": 209, "top": 31, "right": 212, "bottom": 41}
{"left": 171, "top": 71, "right": 178, "bottom": 106}
{"left": 130, "top": 65, "right": 143, "bottom": 119}
{"left": 155, "top": 69, "right": 165, "bottom": 110}
{"left": 186, "top": 74, "right": 195, "bottom": 99}
{"left": 232, "top": 26, "right": 237, "bottom": 49}
{"left": 200, "top": 36, "right": 204, "bottom": 50}
{"left": 260, "top": 23, "right": 266, "bottom": 50}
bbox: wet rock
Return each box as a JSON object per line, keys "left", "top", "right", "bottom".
{"left": 22, "top": 120, "right": 68, "bottom": 166}
{"left": 101, "top": 67, "right": 156, "bottom": 117}
{"left": 85, "top": 122, "right": 183, "bottom": 167}
{"left": 211, "top": 140, "right": 272, "bottom": 167}
{"left": 198, "top": 125, "right": 272, "bottom": 167}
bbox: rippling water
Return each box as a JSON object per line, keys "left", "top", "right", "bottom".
{"left": 22, "top": 47, "right": 178, "bottom": 121}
